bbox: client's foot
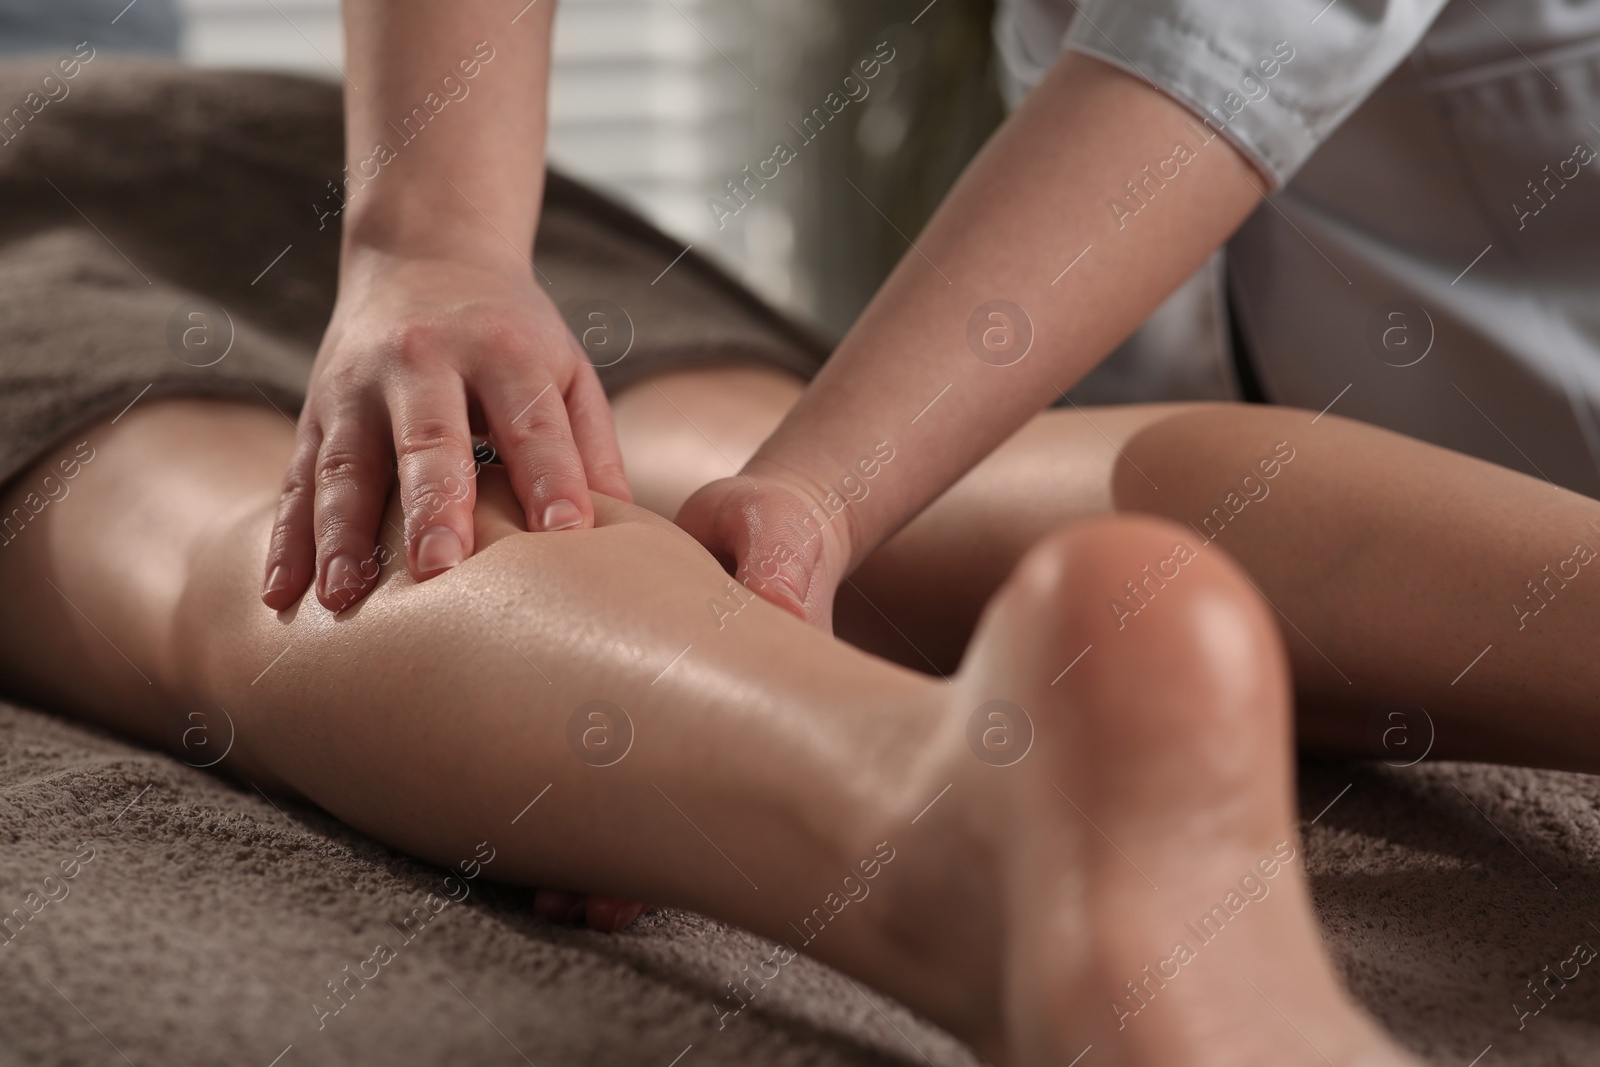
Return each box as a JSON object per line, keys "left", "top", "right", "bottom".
{"left": 869, "top": 517, "right": 1420, "bottom": 1067}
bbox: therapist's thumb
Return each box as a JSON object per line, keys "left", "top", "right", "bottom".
{"left": 676, "top": 477, "right": 839, "bottom": 629}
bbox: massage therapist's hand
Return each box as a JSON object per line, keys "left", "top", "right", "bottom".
{"left": 676, "top": 467, "right": 854, "bottom": 630}
{"left": 260, "top": 249, "right": 632, "bottom": 613}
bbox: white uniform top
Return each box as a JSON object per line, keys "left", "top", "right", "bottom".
{"left": 997, "top": 0, "right": 1600, "bottom": 497}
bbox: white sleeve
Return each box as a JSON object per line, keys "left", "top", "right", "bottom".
{"left": 1055, "top": 0, "right": 1450, "bottom": 185}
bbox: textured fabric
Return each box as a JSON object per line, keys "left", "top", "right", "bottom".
{"left": 996, "top": 0, "right": 1600, "bottom": 498}
{"left": 0, "top": 698, "right": 974, "bottom": 1066}
{"left": 2, "top": 695, "right": 1597, "bottom": 1063}
{"left": 0, "top": 60, "right": 827, "bottom": 494}
{"left": 1230, "top": 6, "right": 1600, "bottom": 497}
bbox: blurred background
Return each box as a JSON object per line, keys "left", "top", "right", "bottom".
{"left": 0, "top": 0, "right": 1003, "bottom": 339}
{"left": 1, "top": 0, "right": 1231, "bottom": 401}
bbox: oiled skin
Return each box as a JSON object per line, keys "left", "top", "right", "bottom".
{"left": 0, "top": 399, "right": 998, "bottom": 1024}
{"left": 625, "top": 368, "right": 1600, "bottom": 770}
{"left": 0, "top": 374, "right": 1560, "bottom": 1066}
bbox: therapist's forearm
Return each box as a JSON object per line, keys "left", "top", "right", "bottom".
{"left": 745, "top": 52, "right": 1266, "bottom": 571}
{"left": 338, "top": 0, "right": 555, "bottom": 265}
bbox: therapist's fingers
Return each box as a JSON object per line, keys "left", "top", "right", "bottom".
{"left": 261, "top": 430, "right": 320, "bottom": 611}
{"left": 728, "top": 487, "right": 831, "bottom": 623}
{"left": 388, "top": 372, "right": 478, "bottom": 582}
{"left": 533, "top": 889, "right": 648, "bottom": 932}
{"left": 478, "top": 367, "right": 594, "bottom": 533}
{"left": 310, "top": 410, "right": 392, "bottom": 612}
{"left": 585, "top": 896, "right": 649, "bottom": 933}
{"left": 533, "top": 889, "right": 585, "bottom": 923}
{"left": 564, "top": 360, "right": 632, "bottom": 503}
{"left": 676, "top": 480, "right": 815, "bottom": 621}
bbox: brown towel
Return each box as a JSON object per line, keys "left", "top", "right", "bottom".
{"left": 0, "top": 696, "right": 973, "bottom": 1066}
{"left": 0, "top": 59, "right": 826, "bottom": 493}
{"left": 4, "top": 694, "right": 1598, "bottom": 1065}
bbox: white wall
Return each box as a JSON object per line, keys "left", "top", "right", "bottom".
{"left": 180, "top": 0, "right": 343, "bottom": 77}
{"left": 178, "top": 0, "right": 804, "bottom": 314}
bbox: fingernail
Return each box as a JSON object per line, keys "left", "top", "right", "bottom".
{"left": 416, "top": 526, "right": 464, "bottom": 574}
{"left": 612, "top": 902, "right": 647, "bottom": 932}
{"left": 540, "top": 499, "right": 584, "bottom": 532}
{"left": 753, "top": 574, "right": 807, "bottom": 620}
{"left": 262, "top": 564, "right": 291, "bottom": 597}
{"left": 323, "top": 554, "right": 367, "bottom": 600}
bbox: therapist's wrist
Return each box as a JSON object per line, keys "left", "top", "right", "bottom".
{"left": 740, "top": 450, "right": 887, "bottom": 579}
{"left": 339, "top": 180, "right": 540, "bottom": 272}
{"left": 337, "top": 219, "right": 539, "bottom": 292}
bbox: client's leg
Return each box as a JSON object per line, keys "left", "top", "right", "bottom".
{"left": 616, "top": 370, "right": 1600, "bottom": 772}
{"left": 0, "top": 399, "right": 1415, "bottom": 1065}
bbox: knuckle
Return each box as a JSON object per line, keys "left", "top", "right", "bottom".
{"left": 395, "top": 414, "right": 468, "bottom": 458}
{"left": 314, "top": 509, "right": 364, "bottom": 551}
{"left": 523, "top": 435, "right": 580, "bottom": 469}
{"left": 266, "top": 518, "right": 302, "bottom": 558}
{"left": 502, "top": 405, "right": 565, "bottom": 449}
{"left": 475, "top": 317, "right": 539, "bottom": 360}
{"left": 320, "top": 362, "right": 366, "bottom": 395}
{"left": 278, "top": 465, "right": 314, "bottom": 502}
{"left": 314, "top": 445, "right": 371, "bottom": 490}
{"left": 407, "top": 474, "right": 471, "bottom": 521}
{"left": 390, "top": 322, "right": 448, "bottom": 371}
